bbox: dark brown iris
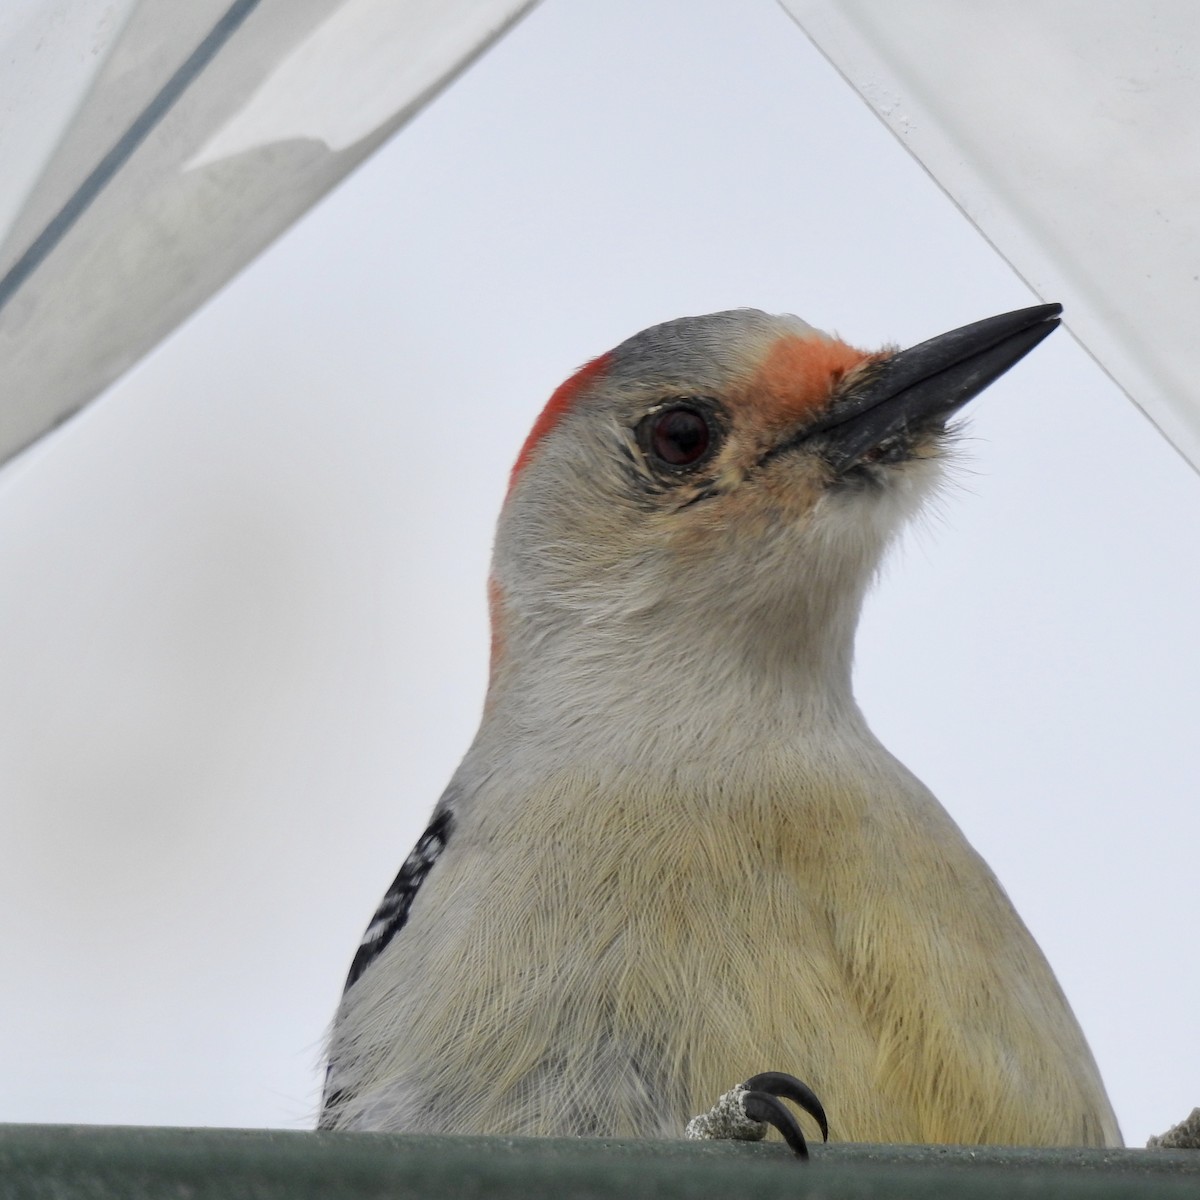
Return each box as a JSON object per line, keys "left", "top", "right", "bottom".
{"left": 648, "top": 406, "right": 711, "bottom": 466}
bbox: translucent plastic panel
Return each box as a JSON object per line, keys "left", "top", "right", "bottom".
{"left": 0, "top": 0, "right": 536, "bottom": 466}
{"left": 0, "top": 0, "right": 140, "bottom": 247}
{"left": 782, "top": 0, "right": 1200, "bottom": 474}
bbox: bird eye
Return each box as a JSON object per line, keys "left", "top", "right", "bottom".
{"left": 642, "top": 404, "right": 714, "bottom": 468}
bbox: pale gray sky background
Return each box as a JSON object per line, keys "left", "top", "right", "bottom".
{"left": 1, "top": 0, "right": 1197, "bottom": 1145}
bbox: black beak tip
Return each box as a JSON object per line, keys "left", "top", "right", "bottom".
{"left": 813, "top": 301, "right": 1064, "bottom": 473}
{"left": 1018, "top": 302, "right": 1063, "bottom": 345}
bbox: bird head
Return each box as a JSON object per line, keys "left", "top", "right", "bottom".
{"left": 486, "top": 305, "right": 1060, "bottom": 729}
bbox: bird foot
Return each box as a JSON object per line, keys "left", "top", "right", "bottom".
{"left": 684, "top": 1071, "right": 828, "bottom": 1159}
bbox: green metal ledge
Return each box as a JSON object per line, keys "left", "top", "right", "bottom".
{"left": 1, "top": 1125, "right": 1198, "bottom": 1199}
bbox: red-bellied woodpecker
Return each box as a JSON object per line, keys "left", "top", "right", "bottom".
{"left": 320, "top": 304, "right": 1120, "bottom": 1151}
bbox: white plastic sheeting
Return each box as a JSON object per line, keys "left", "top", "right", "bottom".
{"left": 782, "top": 1, "right": 1200, "bottom": 475}
{"left": 0, "top": 0, "right": 536, "bottom": 466}
{"left": 0, "top": 1, "right": 141, "bottom": 246}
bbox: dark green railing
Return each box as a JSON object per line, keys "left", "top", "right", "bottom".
{"left": 2, "top": 1125, "right": 1198, "bottom": 1199}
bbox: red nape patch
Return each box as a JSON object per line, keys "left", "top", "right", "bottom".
{"left": 507, "top": 352, "right": 613, "bottom": 495}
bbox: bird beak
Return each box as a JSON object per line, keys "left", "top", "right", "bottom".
{"left": 809, "top": 303, "right": 1062, "bottom": 474}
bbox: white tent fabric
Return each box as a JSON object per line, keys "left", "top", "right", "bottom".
{"left": 0, "top": 0, "right": 536, "bottom": 467}
{"left": 0, "top": 1, "right": 141, "bottom": 249}
{"left": 782, "top": 0, "right": 1200, "bottom": 475}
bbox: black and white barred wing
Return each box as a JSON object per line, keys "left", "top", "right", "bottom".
{"left": 341, "top": 809, "right": 453, "bottom": 993}
{"left": 320, "top": 808, "right": 454, "bottom": 1127}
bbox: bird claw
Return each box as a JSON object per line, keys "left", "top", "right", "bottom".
{"left": 742, "top": 1072, "right": 829, "bottom": 1144}
{"left": 684, "top": 1071, "right": 828, "bottom": 1160}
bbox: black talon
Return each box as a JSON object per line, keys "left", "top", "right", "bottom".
{"left": 742, "top": 1091, "right": 809, "bottom": 1159}
{"left": 742, "top": 1071, "right": 829, "bottom": 1143}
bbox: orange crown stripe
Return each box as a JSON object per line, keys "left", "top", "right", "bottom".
{"left": 748, "top": 335, "right": 873, "bottom": 424}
